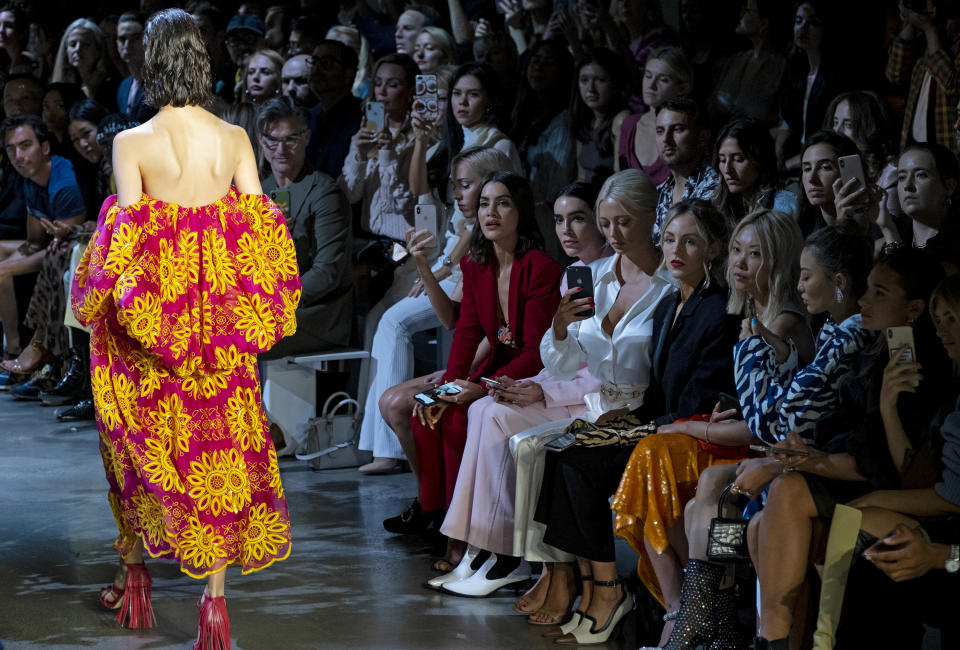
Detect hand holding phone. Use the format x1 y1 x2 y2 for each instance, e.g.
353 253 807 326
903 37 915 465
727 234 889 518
886 326 916 364
414 203 438 240
565 266 595 318
414 74 439 121
364 101 385 133
838 154 867 191
480 376 506 390
749 443 809 458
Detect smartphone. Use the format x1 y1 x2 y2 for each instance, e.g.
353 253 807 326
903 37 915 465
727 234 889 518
717 392 740 414
545 431 577 452
749 444 810 457
745 296 758 321
413 381 463 406
886 326 916 364
565 266 595 317
480 376 506 390
364 101 385 132
414 203 438 240
414 74 438 121
269 189 291 217
838 154 867 190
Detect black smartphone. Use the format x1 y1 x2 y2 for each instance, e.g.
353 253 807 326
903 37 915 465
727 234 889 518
565 266 595 317
717 392 740 414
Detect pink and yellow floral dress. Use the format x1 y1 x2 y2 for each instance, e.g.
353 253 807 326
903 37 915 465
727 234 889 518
71 189 301 579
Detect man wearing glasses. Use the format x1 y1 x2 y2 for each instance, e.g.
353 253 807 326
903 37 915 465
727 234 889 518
257 97 354 358
305 39 362 180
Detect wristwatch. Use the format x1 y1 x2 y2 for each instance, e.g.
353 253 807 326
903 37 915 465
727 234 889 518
442 255 453 268
946 545 960 574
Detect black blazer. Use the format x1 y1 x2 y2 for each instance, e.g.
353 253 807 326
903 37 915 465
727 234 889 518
633 282 740 425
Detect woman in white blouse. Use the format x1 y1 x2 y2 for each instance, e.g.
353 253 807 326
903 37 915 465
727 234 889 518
524 169 674 644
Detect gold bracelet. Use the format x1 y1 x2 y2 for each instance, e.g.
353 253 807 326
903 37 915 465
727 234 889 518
705 422 712 444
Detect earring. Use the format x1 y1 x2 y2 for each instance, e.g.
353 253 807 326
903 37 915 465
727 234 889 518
835 286 844 303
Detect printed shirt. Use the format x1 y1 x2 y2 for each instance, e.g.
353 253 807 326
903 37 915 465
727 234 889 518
654 161 720 245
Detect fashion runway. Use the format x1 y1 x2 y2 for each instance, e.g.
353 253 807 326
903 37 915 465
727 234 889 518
0 397 644 649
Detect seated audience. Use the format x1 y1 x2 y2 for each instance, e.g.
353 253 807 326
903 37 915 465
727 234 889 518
746 249 953 649
713 118 797 223
325 24 373 100
432 182 609 598
795 130 860 236
654 96 720 244
358 146 511 477
41 82 86 157
0 6 33 75
571 48 628 187
115 11 155 124
618 45 693 186
472 31 519 110
395 4 439 56
223 14 265 101
709 0 786 130
3 73 43 118
305 39 362 180
257 97 353 358
410 171 562 572
50 19 119 110
413 26 455 74
0 115 85 374
241 48 284 104
66 99 111 206
281 54 316 108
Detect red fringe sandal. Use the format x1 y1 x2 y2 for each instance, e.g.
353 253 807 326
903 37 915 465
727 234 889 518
99 562 155 629
194 594 230 650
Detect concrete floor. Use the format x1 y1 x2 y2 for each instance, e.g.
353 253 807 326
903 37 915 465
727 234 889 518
0 396 649 650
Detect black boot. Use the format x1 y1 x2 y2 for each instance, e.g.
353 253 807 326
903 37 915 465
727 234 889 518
56 398 94 421
382 497 442 535
709 586 749 649
660 559 726 650
40 347 87 406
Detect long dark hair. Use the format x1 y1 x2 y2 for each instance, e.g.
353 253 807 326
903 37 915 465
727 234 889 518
804 221 874 302
554 180 600 207
822 90 895 180
570 48 625 159
795 130 860 237
510 38 574 152
468 171 542 266
444 61 503 165
712 118 779 223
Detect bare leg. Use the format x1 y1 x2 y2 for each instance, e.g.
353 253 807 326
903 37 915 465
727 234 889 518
206 569 225 598
439 538 466 570
379 374 439 480
515 560 553 613
645 519 688 645
753 471 818 641
0 275 20 354
576 557 593 611
685 464 739 559
556 559 620 639
529 561 577 623
858 506 919 538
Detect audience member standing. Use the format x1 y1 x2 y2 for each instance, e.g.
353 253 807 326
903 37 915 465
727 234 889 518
115 12 156 124
305 39 362 180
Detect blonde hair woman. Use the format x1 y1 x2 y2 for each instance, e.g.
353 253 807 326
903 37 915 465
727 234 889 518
51 18 116 105
240 48 284 104
413 26 455 74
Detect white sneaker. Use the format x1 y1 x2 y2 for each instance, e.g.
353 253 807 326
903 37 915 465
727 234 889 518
441 554 530 597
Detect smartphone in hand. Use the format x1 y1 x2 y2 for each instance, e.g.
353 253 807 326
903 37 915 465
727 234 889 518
838 154 867 190
414 74 438 121
886 326 916 364
414 203 438 240
565 266 595 317
750 443 809 457
364 101 385 132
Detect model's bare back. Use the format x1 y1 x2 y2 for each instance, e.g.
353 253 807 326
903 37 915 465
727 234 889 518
113 107 262 208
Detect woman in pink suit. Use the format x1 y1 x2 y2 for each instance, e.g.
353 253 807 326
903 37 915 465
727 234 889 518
411 170 563 573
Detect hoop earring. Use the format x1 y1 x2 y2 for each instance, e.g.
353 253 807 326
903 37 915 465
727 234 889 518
835 286 844 303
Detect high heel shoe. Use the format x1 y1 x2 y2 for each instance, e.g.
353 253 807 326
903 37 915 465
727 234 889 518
98 562 155 629
640 559 726 650
555 578 633 645
424 545 481 590
194 594 230 650
441 553 529 597
543 575 592 638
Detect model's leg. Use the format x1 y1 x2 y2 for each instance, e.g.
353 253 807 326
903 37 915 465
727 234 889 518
753 472 818 642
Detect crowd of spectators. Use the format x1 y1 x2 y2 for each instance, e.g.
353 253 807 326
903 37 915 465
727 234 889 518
2 0 960 648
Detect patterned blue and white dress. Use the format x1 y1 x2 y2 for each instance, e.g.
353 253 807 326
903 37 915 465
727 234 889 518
734 314 877 445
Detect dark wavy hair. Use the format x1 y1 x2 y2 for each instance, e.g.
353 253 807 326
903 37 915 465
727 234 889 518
822 91 895 180
795 130 860 237
511 38 574 151
804 221 874 302
899 141 960 210
468 171 542 266
570 48 626 159
143 8 213 108
554 180 600 207
712 118 780 223
68 98 110 127
444 61 504 164
2 113 50 145
256 96 310 133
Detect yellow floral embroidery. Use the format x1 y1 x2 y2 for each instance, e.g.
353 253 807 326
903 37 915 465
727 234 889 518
157 238 188 302
268 447 283 498
181 371 229 400
103 220 142 276
179 230 200 283
186 449 250 516
280 288 300 337
261 222 298 282
236 232 276 293
132 487 168 546
241 503 288 564
149 393 192 455
233 293 276 349
142 437 185 493
226 387 264 452
92 365 121 430
203 228 237 294
119 293 162 348
112 372 141 429
180 515 227 569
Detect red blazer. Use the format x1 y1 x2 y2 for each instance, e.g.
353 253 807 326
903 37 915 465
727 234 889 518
443 249 562 385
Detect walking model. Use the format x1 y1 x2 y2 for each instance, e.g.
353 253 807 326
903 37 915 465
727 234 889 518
70 9 300 649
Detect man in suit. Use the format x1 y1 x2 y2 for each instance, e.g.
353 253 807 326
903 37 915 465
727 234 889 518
115 12 157 124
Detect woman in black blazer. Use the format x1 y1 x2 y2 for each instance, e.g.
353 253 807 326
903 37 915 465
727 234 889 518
535 199 740 644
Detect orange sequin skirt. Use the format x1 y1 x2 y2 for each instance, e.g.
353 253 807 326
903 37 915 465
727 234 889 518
610 432 745 606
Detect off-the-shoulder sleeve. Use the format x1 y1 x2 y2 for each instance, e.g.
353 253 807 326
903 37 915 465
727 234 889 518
73 191 303 373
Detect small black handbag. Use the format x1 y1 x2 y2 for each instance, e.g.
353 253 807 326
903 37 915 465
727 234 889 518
706 484 752 564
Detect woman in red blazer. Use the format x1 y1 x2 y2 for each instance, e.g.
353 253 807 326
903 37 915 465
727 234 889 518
411 171 563 572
